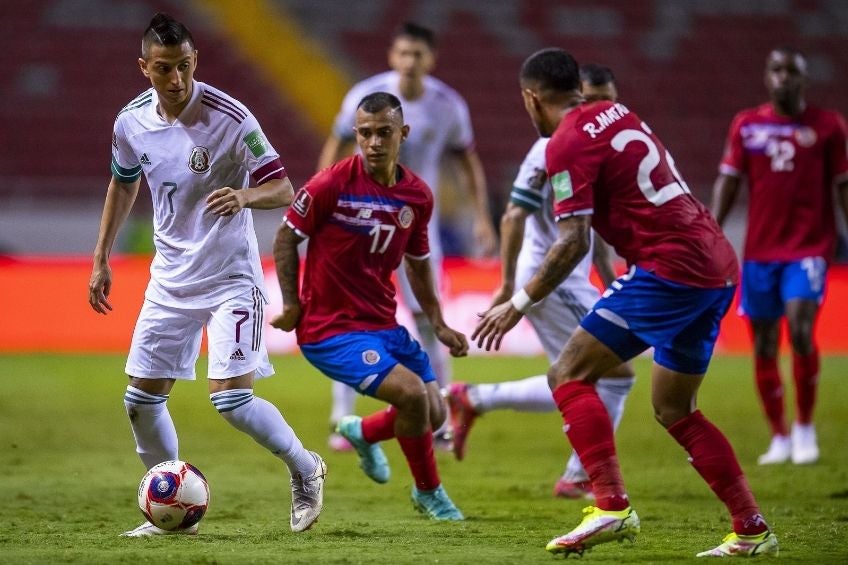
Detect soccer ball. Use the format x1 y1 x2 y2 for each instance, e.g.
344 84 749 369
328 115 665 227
137 460 210 531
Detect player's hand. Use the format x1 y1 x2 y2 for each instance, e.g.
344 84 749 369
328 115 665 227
472 301 523 351
206 187 247 216
88 263 113 315
434 325 469 357
269 303 301 332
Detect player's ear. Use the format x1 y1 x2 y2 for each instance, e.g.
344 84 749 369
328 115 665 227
400 124 410 141
138 57 149 78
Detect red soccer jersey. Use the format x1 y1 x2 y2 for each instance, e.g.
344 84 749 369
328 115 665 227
548 100 738 288
719 103 848 262
284 155 433 344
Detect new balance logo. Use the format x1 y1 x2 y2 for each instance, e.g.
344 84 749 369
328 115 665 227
356 208 373 219
140 153 151 165
229 348 246 361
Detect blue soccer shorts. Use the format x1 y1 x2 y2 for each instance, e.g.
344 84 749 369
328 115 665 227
299 326 436 397
741 258 827 321
580 266 736 375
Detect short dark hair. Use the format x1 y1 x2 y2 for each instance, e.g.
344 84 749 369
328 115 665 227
579 63 615 87
357 92 404 120
520 48 581 93
394 21 437 49
142 13 195 59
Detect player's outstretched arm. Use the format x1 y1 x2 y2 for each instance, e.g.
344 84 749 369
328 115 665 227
88 176 140 314
491 202 531 307
270 223 305 332
404 257 468 357
472 214 591 351
206 177 294 216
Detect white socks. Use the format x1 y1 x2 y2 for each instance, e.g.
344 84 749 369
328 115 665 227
211 389 315 477
124 385 178 469
330 380 357 425
472 375 554 412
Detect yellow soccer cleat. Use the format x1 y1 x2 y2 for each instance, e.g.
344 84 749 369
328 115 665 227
696 530 779 558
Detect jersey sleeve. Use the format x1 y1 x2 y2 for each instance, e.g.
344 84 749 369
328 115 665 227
827 111 848 185
283 169 338 239
405 187 433 259
718 112 746 177
233 113 287 185
110 116 142 183
510 139 548 212
547 130 597 220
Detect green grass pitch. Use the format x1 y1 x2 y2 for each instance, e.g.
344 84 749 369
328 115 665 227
1 353 847 563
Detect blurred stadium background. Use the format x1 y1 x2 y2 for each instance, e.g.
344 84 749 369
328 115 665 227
2 0 848 353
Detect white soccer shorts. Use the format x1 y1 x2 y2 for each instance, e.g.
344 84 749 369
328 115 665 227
126 287 274 380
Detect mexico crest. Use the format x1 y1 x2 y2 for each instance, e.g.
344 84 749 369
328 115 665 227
188 146 211 174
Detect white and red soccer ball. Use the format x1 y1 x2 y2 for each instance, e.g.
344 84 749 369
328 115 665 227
137 460 210 530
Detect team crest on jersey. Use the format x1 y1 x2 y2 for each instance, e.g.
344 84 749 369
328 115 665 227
188 146 211 174
292 190 312 217
362 350 380 365
398 206 414 229
794 126 817 148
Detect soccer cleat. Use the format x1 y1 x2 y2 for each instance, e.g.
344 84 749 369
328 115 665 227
757 435 791 465
120 521 199 537
553 478 594 500
446 382 479 461
411 484 464 521
336 415 390 483
327 432 354 452
696 530 779 557
790 423 819 465
290 451 327 532
545 505 640 556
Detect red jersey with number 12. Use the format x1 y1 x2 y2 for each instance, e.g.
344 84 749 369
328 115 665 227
284 155 433 344
719 103 848 262
547 100 738 288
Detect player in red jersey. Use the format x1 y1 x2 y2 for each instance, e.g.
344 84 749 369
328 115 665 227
271 92 468 520
713 47 848 466
473 48 777 558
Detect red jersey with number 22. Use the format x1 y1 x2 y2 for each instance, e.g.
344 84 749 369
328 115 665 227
284 155 433 344
719 103 848 262
547 101 738 288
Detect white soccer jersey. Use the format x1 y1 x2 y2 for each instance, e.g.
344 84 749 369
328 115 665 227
510 137 595 290
111 81 285 308
331 70 474 258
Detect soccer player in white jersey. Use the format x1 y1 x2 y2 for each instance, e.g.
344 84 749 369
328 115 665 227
317 22 497 450
447 65 635 499
87 13 326 537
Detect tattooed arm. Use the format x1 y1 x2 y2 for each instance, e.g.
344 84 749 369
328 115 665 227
270 223 305 332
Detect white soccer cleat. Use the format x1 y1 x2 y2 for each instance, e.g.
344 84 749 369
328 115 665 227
290 451 327 532
120 520 199 537
696 530 779 557
790 423 819 465
757 435 791 465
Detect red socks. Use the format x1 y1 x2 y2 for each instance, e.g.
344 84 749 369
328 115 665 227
668 411 767 535
553 380 628 511
792 350 819 424
754 356 787 436
397 432 440 491
361 406 397 443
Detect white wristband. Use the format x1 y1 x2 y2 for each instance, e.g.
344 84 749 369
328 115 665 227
510 289 534 314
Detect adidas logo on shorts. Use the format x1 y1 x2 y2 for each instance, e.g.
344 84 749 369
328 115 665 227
229 348 246 361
